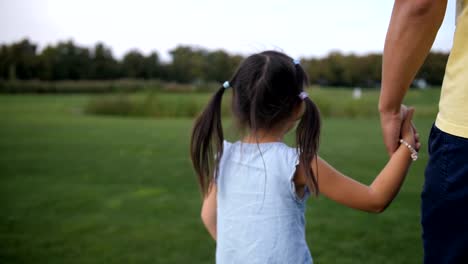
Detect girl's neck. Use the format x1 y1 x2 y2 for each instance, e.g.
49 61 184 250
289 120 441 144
242 130 285 144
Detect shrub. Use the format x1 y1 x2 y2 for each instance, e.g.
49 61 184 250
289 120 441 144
84 94 135 116
83 88 439 119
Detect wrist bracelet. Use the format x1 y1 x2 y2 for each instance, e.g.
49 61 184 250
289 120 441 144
399 139 418 161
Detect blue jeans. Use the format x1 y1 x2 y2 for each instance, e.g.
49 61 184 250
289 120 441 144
422 124 468 264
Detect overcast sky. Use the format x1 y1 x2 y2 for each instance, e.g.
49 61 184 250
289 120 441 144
0 0 457 61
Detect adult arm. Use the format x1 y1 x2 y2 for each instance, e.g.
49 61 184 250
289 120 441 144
379 0 447 154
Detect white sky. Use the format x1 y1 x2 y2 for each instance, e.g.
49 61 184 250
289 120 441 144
0 0 457 61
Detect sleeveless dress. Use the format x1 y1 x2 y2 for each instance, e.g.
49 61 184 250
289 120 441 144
215 140 313 264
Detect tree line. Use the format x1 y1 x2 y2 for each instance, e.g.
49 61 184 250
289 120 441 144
0 39 449 87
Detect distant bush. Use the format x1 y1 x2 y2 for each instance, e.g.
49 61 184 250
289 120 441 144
84 91 231 118
83 88 439 119
0 79 166 94
0 79 224 94
84 94 136 116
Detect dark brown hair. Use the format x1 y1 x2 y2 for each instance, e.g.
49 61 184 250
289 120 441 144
190 50 321 197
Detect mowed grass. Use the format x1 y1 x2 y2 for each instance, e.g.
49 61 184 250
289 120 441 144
0 89 439 264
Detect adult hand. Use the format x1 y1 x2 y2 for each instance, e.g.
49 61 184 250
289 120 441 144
380 105 408 155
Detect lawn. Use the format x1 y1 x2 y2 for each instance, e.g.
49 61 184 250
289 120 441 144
0 89 439 263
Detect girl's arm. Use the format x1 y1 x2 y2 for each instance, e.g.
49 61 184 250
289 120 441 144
313 147 411 213
201 184 217 240
298 108 417 213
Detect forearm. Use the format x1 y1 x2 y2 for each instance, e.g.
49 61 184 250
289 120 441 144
201 185 217 240
379 0 447 113
370 144 413 211
203 220 217 240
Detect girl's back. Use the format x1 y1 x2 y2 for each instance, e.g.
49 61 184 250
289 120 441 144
191 51 417 264
216 141 312 263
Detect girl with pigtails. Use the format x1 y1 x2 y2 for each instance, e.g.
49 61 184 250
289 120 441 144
190 50 420 263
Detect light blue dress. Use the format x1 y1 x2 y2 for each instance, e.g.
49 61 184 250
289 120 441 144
216 140 313 264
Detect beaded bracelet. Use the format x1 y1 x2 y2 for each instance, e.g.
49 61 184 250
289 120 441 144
400 139 418 161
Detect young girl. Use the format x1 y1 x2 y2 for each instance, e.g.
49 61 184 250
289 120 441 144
190 50 420 263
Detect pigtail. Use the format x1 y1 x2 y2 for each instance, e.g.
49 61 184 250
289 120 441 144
294 60 321 195
296 97 321 195
296 98 321 195
190 86 225 197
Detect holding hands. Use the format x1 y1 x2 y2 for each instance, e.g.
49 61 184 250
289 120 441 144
382 105 421 158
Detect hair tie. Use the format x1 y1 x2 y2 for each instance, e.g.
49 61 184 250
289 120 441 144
293 59 301 65
298 91 308 100
223 81 231 89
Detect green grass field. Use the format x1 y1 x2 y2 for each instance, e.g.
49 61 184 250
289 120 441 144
0 89 439 263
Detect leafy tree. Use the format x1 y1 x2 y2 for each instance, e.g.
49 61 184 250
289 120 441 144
38 40 91 80
203 50 238 82
169 46 206 83
417 52 449 86
144 52 160 79
121 50 160 79
122 50 146 78
0 39 450 86
89 43 119 79
0 45 11 80
0 39 38 80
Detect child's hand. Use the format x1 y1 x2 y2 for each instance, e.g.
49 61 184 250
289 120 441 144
400 107 421 151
